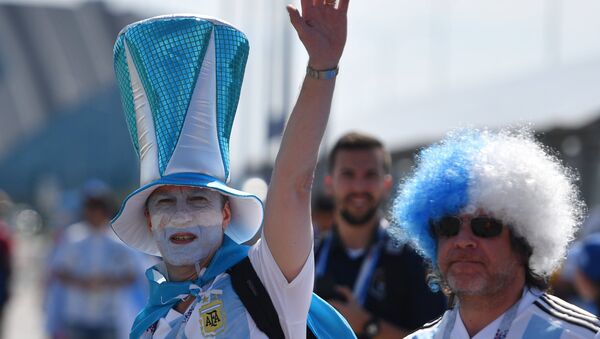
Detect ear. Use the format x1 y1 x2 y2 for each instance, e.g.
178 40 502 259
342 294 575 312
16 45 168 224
383 174 393 195
144 207 152 231
222 200 232 231
324 175 334 195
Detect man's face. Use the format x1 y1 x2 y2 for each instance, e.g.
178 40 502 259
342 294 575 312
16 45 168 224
326 148 392 226
145 186 230 266
436 212 524 297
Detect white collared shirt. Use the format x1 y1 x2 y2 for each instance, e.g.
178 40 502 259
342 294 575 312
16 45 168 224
408 288 600 339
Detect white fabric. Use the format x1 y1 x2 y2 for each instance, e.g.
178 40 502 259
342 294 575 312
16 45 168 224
164 29 225 181
408 289 600 339
148 236 314 338
248 236 315 338
125 41 159 186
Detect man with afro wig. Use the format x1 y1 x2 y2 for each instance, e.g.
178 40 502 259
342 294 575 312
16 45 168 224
393 128 600 338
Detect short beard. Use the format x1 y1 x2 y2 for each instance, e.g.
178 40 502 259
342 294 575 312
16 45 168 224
445 262 517 299
340 207 378 226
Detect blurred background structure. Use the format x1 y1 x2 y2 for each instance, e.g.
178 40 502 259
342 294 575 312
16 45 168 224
0 0 600 337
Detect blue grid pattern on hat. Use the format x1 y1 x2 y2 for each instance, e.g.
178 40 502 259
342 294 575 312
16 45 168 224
123 17 213 175
113 34 140 156
214 25 249 181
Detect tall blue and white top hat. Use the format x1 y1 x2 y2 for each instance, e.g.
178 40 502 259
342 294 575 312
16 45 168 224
111 15 264 256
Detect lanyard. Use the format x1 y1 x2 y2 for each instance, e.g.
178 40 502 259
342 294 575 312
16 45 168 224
316 227 386 305
440 295 522 339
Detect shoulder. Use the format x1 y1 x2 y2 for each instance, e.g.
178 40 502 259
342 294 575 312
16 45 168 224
248 237 314 293
530 292 600 335
61 221 92 243
405 313 445 338
247 238 314 337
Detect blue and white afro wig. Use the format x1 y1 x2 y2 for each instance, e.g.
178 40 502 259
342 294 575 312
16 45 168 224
392 128 584 278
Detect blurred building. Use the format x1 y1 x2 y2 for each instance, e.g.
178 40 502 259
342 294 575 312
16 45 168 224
3 0 600 217
0 1 295 211
0 2 140 204
389 114 600 212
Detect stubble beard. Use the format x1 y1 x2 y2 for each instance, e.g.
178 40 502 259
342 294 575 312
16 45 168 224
340 207 378 226
338 192 382 227
444 262 517 299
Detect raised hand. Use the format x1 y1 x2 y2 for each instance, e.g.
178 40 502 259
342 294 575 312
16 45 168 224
265 0 349 283
287 0 349 70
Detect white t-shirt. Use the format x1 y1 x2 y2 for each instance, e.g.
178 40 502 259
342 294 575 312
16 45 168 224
408 289 600 339
146 236 314 339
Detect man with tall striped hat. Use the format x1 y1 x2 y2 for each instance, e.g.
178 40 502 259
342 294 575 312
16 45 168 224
111 0 354 338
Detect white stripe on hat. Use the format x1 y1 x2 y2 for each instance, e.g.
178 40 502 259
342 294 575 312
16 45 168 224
125 41 160 186
164 29 225 181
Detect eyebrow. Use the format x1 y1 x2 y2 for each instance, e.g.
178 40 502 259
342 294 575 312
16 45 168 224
188 190 211 196
148 191 175 202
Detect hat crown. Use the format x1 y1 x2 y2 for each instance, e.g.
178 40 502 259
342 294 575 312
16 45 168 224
111 15 263 255
113 15 249 184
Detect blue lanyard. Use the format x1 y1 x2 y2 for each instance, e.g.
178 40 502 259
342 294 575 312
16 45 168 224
316 227 386 305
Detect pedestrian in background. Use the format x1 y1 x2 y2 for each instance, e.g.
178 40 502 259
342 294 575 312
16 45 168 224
315 132 446 338
574 234 600 316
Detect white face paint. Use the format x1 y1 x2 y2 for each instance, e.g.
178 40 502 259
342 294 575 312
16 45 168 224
146 186 226 266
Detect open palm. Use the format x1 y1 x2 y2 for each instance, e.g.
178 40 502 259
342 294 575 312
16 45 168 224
287 0 349 70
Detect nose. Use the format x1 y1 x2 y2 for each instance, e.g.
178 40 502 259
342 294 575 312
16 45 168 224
453 220 477 249
169 208 193 227
350 177 369 192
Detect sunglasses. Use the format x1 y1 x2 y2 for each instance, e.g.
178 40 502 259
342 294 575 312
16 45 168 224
429 216 504 239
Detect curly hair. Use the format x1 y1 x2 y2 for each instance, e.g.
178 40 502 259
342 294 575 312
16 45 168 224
392 128 584 282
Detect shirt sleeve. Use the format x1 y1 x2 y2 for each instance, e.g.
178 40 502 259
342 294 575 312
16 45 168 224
248 234 315 338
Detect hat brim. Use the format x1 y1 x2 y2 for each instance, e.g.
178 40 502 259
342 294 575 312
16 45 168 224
111 172 264 256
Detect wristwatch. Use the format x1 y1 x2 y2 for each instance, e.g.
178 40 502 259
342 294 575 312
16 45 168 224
361 317 380 339
306 65 339 80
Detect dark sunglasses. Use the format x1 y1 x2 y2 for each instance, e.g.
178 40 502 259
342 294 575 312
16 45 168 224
429 216 504 239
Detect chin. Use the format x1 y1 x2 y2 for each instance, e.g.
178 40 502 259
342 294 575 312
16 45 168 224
447 275 488 296
341 209 377 226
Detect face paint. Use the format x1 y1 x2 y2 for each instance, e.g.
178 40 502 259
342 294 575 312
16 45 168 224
147 186 226 266
152 224 222 266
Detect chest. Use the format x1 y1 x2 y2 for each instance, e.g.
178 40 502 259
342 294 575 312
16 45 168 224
148 274 266 339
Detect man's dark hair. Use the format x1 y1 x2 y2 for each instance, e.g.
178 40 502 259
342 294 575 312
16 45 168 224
84 196 116 218
328 132 391 174
509 232 548 291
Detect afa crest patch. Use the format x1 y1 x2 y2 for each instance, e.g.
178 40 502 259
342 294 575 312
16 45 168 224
199 298 226 336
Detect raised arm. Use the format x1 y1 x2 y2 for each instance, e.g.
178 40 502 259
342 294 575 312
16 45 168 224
263 0 349 281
